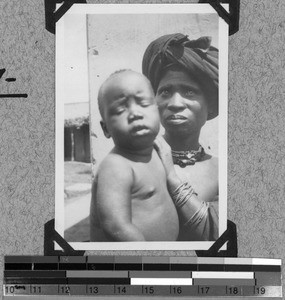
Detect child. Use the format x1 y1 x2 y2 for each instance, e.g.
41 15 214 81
90 70 179 241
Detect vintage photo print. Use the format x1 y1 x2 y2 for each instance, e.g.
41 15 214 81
55 4 228 250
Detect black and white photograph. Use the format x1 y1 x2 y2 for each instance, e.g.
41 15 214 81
55 4 228 250
2 1 285 297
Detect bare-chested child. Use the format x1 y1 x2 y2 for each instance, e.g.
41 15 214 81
90 70 179 241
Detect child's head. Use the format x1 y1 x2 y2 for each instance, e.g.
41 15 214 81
98 70 160 151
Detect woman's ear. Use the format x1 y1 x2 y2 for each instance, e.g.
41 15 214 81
100 120 111 138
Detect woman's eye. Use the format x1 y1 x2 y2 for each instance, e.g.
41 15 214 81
185 89 194 96
159 89 171 97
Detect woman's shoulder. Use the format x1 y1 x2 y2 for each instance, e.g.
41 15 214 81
208 154 218 168
202 152 218 171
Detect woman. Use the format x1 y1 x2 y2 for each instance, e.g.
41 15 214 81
142 33 219 241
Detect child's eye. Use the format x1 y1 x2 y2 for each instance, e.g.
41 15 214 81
116 107 125 114
139 100 151 107
111 106 125 115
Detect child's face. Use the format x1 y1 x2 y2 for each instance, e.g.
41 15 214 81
101 71 160 151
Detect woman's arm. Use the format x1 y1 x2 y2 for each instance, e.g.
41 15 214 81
154 136 218 241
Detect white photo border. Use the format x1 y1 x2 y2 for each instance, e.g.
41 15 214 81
55 3 228 251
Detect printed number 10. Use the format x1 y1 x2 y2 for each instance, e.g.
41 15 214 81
5 286 15 294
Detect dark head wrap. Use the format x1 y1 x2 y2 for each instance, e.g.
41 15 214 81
142 33 219 120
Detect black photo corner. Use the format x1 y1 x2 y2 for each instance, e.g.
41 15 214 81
45 0 240 35
44 218 237 257
44 0 87 34
44 219 85 256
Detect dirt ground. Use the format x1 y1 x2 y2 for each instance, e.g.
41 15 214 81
64 161 92 242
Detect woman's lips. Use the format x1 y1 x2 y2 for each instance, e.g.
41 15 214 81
165 114 187 124
167 114 187 120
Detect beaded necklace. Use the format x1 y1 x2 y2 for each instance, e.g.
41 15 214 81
172 145 205 168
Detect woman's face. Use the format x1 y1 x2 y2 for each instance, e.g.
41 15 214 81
156 68 208 136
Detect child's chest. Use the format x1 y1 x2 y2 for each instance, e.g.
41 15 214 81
130 155 167 199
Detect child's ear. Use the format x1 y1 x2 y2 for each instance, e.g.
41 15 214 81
100 120 111 138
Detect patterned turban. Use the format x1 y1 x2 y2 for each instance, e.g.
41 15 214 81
142 33 219 120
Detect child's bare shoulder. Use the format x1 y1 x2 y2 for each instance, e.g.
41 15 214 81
98 151 133 182
99 151 130 170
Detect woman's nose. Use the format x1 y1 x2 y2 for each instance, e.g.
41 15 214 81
167 92 186 111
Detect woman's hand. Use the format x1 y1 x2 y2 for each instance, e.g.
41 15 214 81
154 136 174 177
154 136 182 193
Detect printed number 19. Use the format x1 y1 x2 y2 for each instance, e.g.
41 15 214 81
256 287 266 294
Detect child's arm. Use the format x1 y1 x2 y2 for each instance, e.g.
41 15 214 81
95 155 145 241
